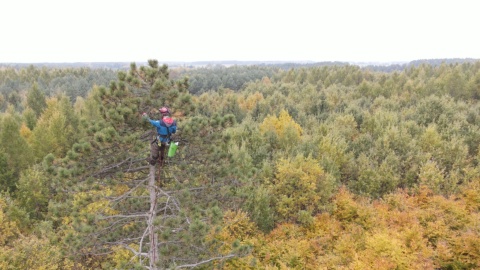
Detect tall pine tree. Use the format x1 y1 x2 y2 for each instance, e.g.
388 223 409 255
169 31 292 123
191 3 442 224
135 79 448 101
49 60 238 269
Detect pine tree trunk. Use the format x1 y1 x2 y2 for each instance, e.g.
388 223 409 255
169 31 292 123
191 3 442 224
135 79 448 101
148 164 159 269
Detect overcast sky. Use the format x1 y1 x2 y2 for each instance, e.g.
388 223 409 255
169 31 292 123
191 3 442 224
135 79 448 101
1 0 478 63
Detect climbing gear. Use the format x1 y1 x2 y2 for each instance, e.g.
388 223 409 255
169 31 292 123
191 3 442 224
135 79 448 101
168 142 178 157
157 135 169 145
157 116 174 143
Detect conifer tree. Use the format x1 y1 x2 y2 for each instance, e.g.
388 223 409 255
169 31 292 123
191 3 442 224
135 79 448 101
15 166 50 220
26 82 47 118
48 60 237 269
0 114 34 192
22 107 37 130
0 153 15 193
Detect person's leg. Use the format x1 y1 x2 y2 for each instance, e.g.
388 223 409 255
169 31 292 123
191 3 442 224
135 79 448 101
159 143 166 166
150 140 160 165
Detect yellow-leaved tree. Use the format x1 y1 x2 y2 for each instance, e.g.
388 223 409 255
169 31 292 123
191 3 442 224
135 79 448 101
0 198 19 247
0 197 69 269
30 95 78 161
205 210 258 269
259 109 302 151
238 91 264 111
270 155 333 224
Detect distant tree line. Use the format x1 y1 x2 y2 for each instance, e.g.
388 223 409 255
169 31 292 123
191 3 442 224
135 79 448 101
0 66 117 111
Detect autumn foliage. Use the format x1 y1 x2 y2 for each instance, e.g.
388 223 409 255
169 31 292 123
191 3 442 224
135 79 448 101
1 61 480 269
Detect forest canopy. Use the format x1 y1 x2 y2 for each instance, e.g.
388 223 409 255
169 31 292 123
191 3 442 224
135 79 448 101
0 59 479 269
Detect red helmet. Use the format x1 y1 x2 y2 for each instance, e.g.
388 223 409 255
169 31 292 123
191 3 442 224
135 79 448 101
159 107 170 114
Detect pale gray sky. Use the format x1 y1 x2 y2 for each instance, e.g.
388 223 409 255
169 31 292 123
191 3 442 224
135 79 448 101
1 0 478 63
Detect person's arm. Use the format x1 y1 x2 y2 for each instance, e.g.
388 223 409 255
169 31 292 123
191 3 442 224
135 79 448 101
142 113 161 128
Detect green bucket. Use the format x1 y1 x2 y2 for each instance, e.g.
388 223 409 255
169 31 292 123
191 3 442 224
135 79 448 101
168 142 178 157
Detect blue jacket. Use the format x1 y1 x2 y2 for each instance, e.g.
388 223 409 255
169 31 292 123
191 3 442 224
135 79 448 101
148 117 177 143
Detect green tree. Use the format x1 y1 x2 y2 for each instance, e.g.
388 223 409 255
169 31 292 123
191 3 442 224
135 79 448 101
7 91 22 111
15 166 50 220
22 107 37 130
270 155 333 224
0 114 34 192
26 82 47 117
0 93 6 111
244 186 275 232
30 97 76 161
47 60 237 269
0 153 15 193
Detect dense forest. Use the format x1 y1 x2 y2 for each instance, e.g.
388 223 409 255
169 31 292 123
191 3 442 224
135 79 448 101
1 59 480 269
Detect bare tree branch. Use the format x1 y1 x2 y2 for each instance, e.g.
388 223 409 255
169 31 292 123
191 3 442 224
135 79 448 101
99 213 148 220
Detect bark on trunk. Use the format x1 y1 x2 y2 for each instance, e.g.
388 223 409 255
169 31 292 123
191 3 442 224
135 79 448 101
148 164 159 269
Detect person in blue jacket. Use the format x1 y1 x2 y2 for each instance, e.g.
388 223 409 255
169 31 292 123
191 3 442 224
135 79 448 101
142 107 177 165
